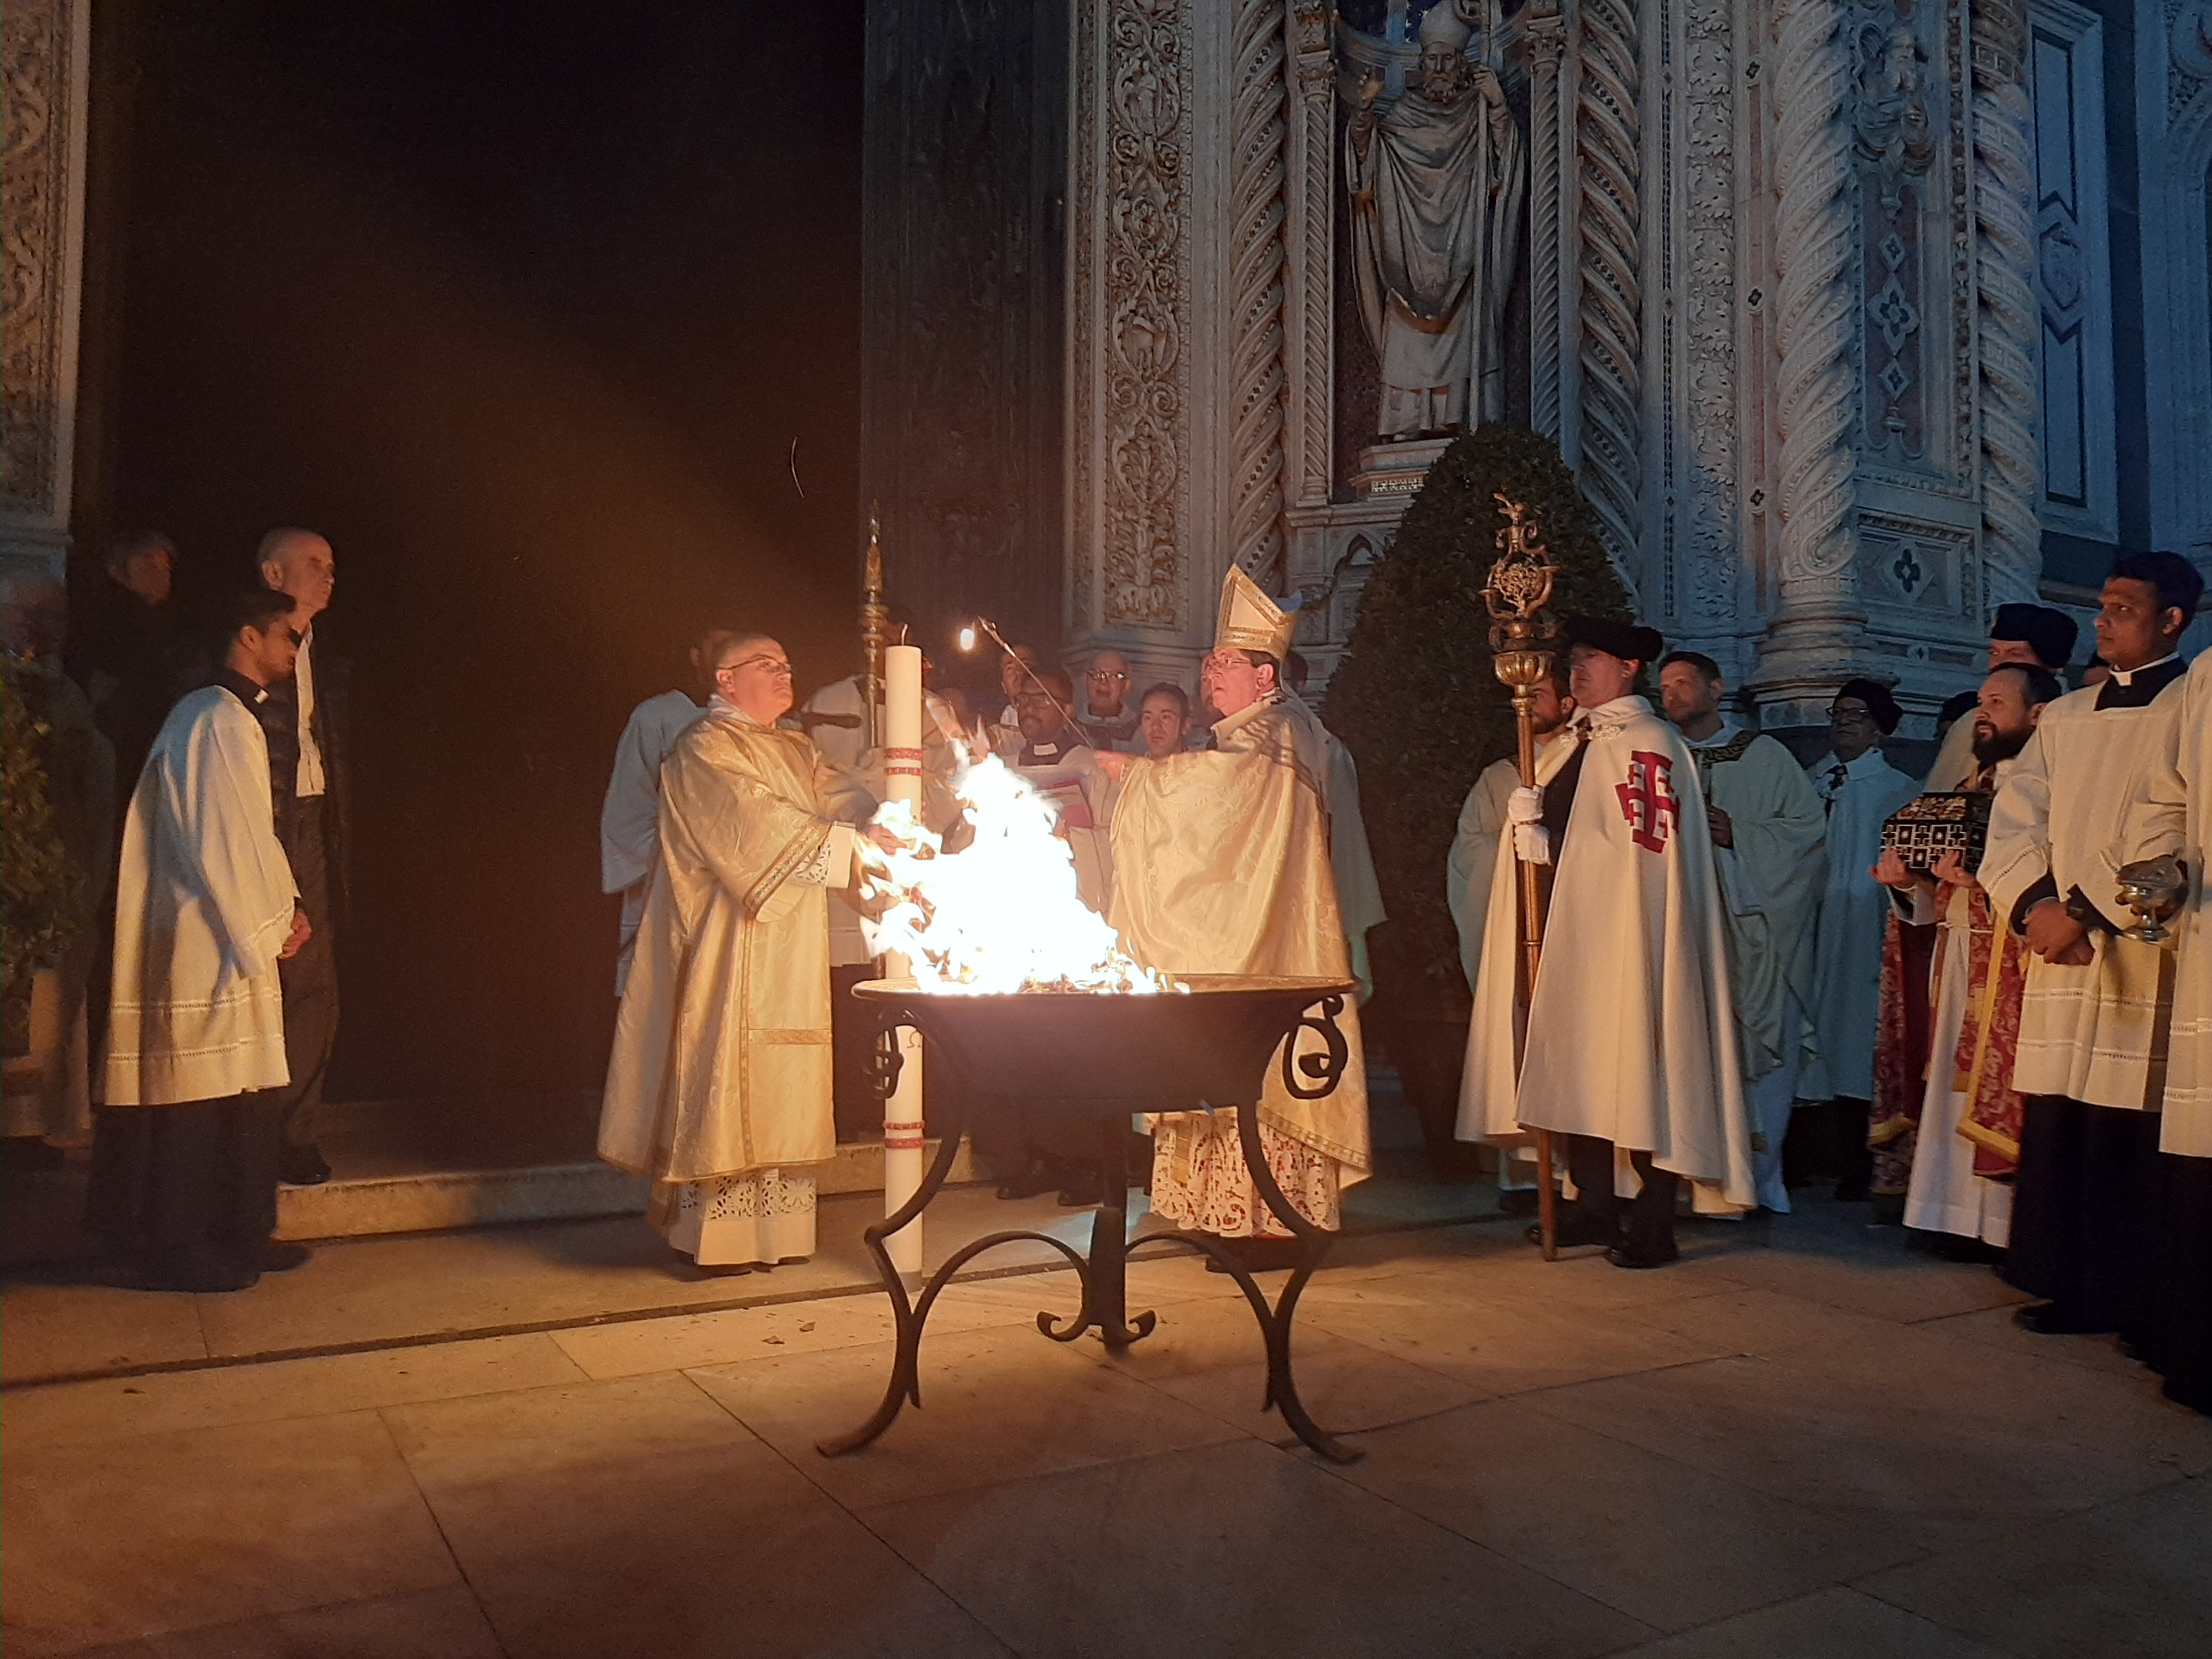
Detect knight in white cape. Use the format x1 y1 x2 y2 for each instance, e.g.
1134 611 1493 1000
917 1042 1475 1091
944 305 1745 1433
1458 618 1754 1265
598 632 881 1271
1103 570 1370 1265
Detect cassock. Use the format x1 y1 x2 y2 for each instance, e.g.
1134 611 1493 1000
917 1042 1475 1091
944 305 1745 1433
91 678 298 1271
598 698 865 1268
1898 757 2026 1248
1803 749 1921 1103
1458 696 1755 1214
2114 650 2212 1410
1448 758 1519 995
1980 658 2189 1328
599 689 704 996
1015 735 1116 915
1684 723 1828 1212
1110 691 1371 1238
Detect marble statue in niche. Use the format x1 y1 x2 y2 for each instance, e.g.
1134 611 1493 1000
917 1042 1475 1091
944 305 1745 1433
1343 1 1526 439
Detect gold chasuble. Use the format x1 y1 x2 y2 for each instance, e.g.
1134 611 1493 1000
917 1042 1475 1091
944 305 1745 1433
1110 694 1372 1235
598 702 858 1264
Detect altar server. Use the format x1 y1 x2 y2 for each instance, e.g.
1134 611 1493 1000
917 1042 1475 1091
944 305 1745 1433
1877 665 2060 1254
598 633 885 1271
1661 651 1828 1213
1459 618 1754 1266
599 625 732 995
1803 679 1921 1201
1010 665 1115 915
91 590 310 1292
1448 661 1573 993
1102 570 1370 1270
1923 604 2079 791
2114 646 2212 1411
1980 554 2199 1336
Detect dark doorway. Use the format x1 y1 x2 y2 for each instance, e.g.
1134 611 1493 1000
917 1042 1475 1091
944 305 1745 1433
94 0 868 1105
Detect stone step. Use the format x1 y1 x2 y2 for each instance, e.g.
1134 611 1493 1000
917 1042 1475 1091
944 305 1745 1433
0 1092 978 1263
272 1134 977 1242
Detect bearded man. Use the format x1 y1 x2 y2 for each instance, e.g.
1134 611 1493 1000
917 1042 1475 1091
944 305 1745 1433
1923 604 2079 791
598 632 890 1272
1459 618 1753 1267
1875 665 2062 1255
1099 570 1370 1271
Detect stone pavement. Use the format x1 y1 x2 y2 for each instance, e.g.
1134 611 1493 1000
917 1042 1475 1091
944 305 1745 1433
3 1193 2208 1657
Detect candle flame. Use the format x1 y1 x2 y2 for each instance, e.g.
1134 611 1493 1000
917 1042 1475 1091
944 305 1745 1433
859 755 1178 995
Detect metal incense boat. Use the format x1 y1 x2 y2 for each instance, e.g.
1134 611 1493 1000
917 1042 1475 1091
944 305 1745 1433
817 974 1361 1463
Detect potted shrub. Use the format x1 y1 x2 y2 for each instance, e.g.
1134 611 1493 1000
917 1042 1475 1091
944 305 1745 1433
1325 423 1634 1174
2 666 89 1061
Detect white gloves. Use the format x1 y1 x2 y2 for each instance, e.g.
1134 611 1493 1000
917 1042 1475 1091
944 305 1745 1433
1507 787 1551 866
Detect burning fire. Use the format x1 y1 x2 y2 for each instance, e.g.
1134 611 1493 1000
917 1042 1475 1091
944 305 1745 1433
858 755 1178 996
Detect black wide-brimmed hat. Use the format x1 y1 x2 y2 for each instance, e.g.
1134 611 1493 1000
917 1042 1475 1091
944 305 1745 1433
1562 614 1667 666
1990 603 2078 670
1833 676 1904 734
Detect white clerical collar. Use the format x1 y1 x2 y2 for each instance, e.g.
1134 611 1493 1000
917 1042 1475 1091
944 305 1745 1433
707 693 765 729
1211 691 1281 741
2105 653 2179 687
1684 717 1741 749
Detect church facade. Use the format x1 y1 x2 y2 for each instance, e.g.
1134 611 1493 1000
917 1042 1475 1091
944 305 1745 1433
858 0 2212 742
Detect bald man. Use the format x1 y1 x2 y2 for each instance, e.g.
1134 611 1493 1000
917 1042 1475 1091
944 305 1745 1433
1077 649 1140 752
257 528 346 1185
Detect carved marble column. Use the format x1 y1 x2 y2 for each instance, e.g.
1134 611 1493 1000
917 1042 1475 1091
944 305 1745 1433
1968 0 2041 605
1522 2 1569 450
1282 1 1335 511
1067 0 1290 683
1 0 92 580
1754 0 1865 716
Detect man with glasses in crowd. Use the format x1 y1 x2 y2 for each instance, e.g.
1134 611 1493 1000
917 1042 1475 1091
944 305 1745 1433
1802 679 1921 1204
1076 649 1140 753
597 633 892 1273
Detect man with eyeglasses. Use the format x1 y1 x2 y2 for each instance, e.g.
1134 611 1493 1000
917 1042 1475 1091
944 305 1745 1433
598 633 892 1273
1801 677 1920 1204
1076 649 1140 753
90 589 314 1292
1097 570 1371 1272
254 528 345 1188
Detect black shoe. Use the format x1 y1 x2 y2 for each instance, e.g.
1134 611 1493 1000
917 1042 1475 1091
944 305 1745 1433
251 1240 313 1272
1055 1167 1105 1207
1525 1215 1623 1250
142 1249 260 1293
993 1162 1055 1201
1606 1239 1681 1270
281 1145 332 1186
2012 1301 2116 1336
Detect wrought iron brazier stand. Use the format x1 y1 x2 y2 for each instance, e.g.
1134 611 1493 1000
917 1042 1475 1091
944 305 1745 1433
817 975 1361 1463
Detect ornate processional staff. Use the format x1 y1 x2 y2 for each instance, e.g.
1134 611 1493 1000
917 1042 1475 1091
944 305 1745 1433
859 503 889 751
1481 495 1562 1261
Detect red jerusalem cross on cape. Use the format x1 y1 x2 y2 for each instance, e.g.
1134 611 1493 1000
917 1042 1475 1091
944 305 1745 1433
1617 751 1681 852
1458 694 1756 1212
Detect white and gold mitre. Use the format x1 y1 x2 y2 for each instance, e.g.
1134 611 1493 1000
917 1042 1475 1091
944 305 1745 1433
1214 566 1301 662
